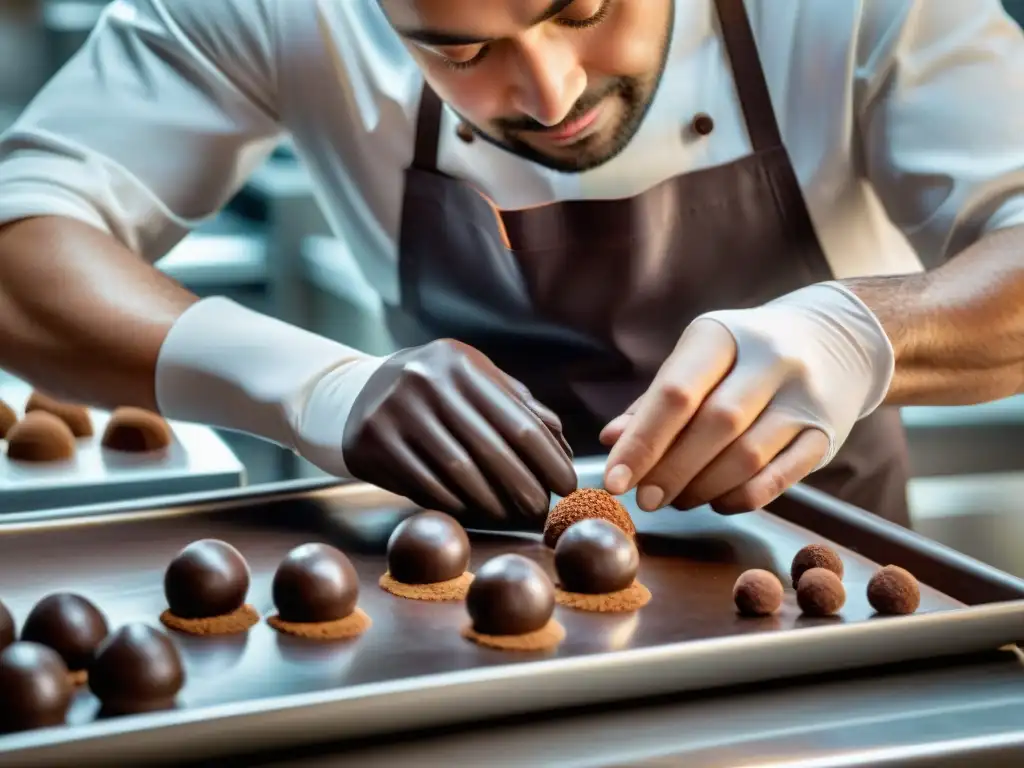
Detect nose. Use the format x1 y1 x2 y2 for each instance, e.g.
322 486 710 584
508 28 586 126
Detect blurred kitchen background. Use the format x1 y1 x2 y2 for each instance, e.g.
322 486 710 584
1 1 1023 574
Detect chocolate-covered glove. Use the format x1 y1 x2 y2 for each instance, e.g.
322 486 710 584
155 298 576 523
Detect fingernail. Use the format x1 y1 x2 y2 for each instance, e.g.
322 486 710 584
637 485 665 512
605 464 632 494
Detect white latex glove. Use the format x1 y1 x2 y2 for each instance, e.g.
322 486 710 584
600 282 895 514
155 297 387 477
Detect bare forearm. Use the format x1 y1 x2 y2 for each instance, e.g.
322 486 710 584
0 216 198 410
844 224 1024 405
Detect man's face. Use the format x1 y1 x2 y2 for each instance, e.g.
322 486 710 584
381 0 674 173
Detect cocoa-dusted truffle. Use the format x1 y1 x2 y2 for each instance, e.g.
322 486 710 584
20 593 109 684
791 544 844 588
89 624 184 716
5 411 76 462
101 407 172 452
380 512 474 601
0 642 72 734
867 565 921 616
733 569 784 617
555 519 638 594
544 488 636 549
796 568 846 617
0 600 14 652
25 390 93 438
160 540 259 635
268 543 371 640
463 554 565 651
0 399 16 439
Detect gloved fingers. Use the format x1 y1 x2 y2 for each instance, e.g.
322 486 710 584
671 410 806 510
631 363 782 512
494 371 574 460
710 428 829 515
604 319 736 496
459 363 578 500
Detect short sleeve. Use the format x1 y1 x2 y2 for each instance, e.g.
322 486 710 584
0 0 285 261
857 0 1024 267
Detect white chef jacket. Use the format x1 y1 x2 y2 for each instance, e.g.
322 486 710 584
0 0 1023 310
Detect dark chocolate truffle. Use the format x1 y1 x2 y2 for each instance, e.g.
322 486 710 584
466 554 555 636
272 543 359 623
544 488 636 549
0 642 72 734
0 600 14 652
25 390 93 438
165 539 250 619
101 407 172 452
21 593 109 672
796 568 846 617
867 565 921 616
88 624 184 715
733 569 784 616
387 512 470 585
0 399 16 439
554 518 639 594
5 411 76 462
791 544 844 588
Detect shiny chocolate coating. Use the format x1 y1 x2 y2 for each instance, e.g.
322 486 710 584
165 539 250 619
5 411 76 462
21 593 109 671
554 519 638 594
466 554 554 636
272 543 359 623
101 407 172 452
88 624 184 715
0 642 72 734
0 600 14 652
387 512 471 584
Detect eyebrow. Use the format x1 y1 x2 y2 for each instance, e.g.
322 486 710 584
396 0 576 46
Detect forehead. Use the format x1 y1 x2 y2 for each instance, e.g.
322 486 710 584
380 0 566 34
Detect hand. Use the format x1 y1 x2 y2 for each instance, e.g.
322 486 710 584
318 339 576 524
600 283 894 514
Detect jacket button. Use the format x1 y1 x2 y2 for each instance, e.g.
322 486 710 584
456 122 475 143
691 113 714 136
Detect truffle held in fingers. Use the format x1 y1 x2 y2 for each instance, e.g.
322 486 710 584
791 544 844 588
21 593 109 686
462 554 564 651
160 540 260 636
267 543 371 640
544 488 636 549
89 624 185 716
867 565 921 616
0 642 72 734
379 511 474 601
796 568 846 617
25 391 93 438
733 569 784 617
101 407 172 452
5 411 76 462
554 519 650 612
0 399 16 439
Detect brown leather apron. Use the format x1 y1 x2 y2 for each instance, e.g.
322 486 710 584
386 0 912 526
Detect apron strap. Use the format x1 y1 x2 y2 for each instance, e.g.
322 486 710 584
713 0 784 153
412 81 443 172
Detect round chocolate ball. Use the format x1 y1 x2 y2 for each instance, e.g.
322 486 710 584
0 398 16 439
387 512 470 585
796 568 846 617
544 489 636 549
554 518 639 594
21 593 109 672
101 407 172 452
25 391 93 438
466 554 555 636
0 642 72 734
867 565 921 616
0 600 15 652
733 569 784 617
272 543 359 623
791 544 844 588
88 624 184 715
164 539 250 619
5 411 76 462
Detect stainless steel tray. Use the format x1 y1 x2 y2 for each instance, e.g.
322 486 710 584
0 458 1022 767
